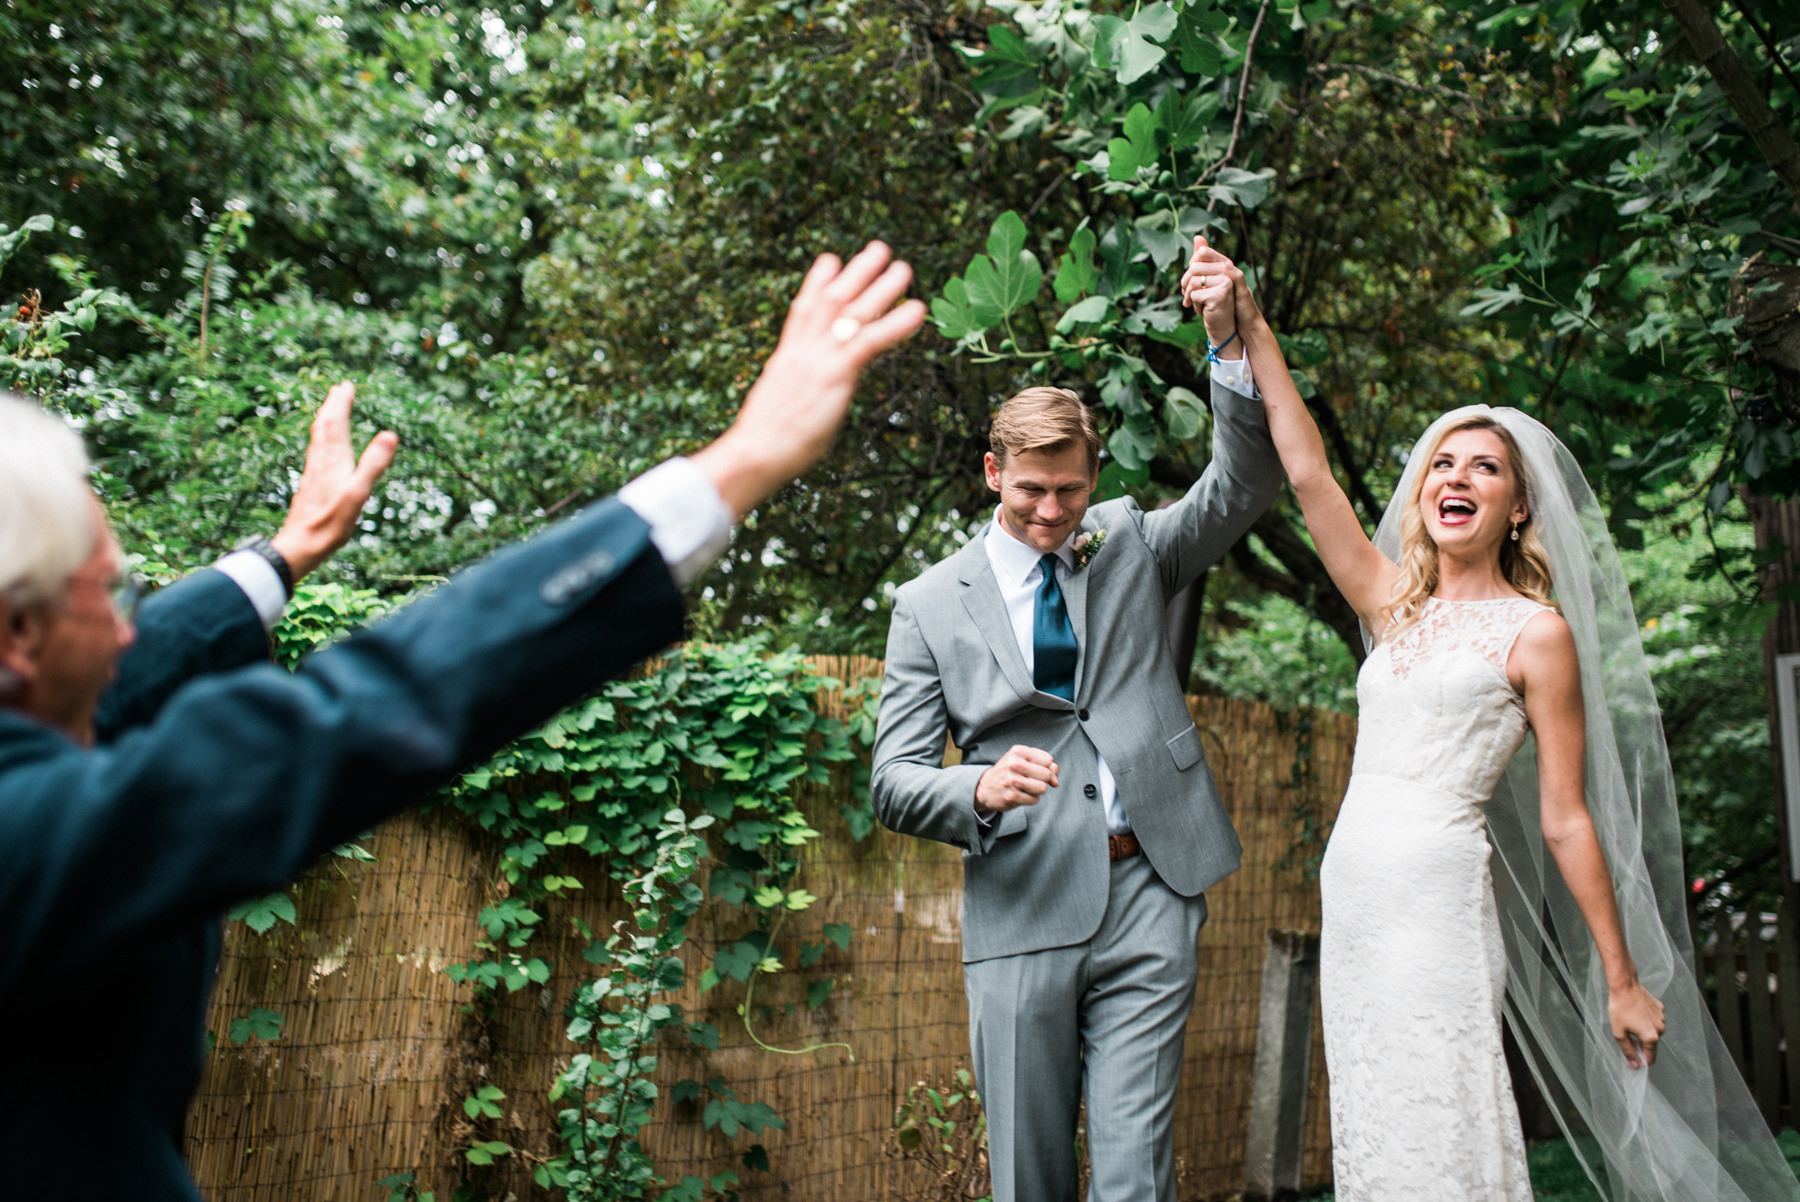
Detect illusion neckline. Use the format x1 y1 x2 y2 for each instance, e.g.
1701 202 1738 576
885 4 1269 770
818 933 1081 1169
1426 594 1535 605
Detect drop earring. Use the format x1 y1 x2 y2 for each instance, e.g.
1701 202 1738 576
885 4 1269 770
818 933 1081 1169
1511 521 1521 542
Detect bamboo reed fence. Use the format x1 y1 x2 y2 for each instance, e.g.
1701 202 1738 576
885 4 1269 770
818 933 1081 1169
186 657 1355 1200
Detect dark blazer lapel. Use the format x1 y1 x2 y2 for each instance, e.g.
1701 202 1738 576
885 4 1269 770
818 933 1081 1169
955 536 1038 702
1063 515 1099 699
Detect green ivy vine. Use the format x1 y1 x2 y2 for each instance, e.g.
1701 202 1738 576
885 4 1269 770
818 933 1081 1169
437 638 863 1196
203 572 872 1198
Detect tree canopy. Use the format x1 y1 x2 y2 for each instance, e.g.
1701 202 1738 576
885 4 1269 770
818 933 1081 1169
4 0 1798 907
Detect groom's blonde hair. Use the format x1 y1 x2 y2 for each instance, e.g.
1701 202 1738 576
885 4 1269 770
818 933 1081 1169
989 387 1100 469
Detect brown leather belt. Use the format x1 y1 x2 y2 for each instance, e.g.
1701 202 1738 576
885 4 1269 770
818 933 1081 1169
1108 832 1141 862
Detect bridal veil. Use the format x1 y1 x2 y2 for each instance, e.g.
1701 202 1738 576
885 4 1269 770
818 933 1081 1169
1366 406 1799 1201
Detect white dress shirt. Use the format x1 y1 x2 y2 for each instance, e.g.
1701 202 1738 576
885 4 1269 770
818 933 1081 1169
982 512 1130 835
1210 352 1254 397
214 456 736 632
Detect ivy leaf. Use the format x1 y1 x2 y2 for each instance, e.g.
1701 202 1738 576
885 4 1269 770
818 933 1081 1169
997 105 1050 142
1108 413 1158 471
806 979 835 1009
228 892 297 934
931 276 980 341
1133 211 1186 271
463 1085 506 1119
822 922 853 951
227 1007 285 1044
965 23 1044 114
1207 166 1277 209
1056 295 1113 333
715 940 763 983
1053 225 1099 303
1123 296 1184 334
1460 285 1526 317
962 211 1043 326
1166 90 1221 150
1097 219 1150 300
1165 386 1207 442
1106 102 1160 182
464 1140 513 1166
1092 4 1177 85
1175 4 1226 76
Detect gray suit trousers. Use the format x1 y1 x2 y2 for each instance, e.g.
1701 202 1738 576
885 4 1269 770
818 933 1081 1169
965 853 1207 1202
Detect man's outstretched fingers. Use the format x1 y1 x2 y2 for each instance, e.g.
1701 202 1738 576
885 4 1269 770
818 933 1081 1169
790 252 844 315
840 259 916 325
820 240 895 307
849 298 927 359
356 430 400 491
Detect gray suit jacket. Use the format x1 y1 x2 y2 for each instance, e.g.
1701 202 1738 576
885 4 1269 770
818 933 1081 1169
871 379 1280 963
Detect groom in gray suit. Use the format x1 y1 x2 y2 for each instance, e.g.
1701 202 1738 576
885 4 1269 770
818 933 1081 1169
871 316 1278 1200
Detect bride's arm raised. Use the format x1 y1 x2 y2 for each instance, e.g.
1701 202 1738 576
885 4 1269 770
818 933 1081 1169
1179 238 1393 629
1512 613 1668 1068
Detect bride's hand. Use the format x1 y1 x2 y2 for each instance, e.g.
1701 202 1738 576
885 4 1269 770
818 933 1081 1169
1178 236 1263 348
1609 980 1666 1068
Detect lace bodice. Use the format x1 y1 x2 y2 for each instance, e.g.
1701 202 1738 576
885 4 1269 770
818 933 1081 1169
1352 596 1552 801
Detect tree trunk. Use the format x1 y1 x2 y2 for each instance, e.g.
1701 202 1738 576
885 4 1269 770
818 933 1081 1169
1661 0 1800 211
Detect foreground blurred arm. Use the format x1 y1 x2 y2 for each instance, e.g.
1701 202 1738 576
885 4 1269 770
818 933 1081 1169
0 243 924 985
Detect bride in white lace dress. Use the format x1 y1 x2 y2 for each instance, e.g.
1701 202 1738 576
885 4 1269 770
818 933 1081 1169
1180 246 1672 1198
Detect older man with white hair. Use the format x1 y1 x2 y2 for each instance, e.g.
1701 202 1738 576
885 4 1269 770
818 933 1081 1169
0 242 922 1198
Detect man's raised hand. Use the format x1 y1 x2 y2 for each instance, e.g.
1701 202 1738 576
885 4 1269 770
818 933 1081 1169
271 382 399 581
1179 236 1262 355
975 745 1061 815
690 242 926 517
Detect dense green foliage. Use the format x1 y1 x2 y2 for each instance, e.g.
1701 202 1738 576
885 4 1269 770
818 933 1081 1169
7 0 1800 1185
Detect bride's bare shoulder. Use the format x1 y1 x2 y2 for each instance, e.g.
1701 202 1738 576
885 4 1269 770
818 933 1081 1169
1507 607 1576 692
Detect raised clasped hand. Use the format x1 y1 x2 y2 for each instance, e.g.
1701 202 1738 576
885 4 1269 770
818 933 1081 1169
1178 235 1261 351
270 381 399 582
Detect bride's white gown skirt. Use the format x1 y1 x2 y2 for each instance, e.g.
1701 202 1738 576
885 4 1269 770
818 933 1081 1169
1318 597 1550 1202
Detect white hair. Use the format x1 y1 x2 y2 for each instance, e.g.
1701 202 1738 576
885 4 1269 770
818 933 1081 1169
0 391 96 609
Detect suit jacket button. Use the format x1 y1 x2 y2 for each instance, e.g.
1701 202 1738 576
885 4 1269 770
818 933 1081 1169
1078 708 1090 721
1083 783 1097 799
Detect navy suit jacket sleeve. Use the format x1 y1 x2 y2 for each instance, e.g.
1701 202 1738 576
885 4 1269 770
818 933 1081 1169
0 497 684 990
92 569 271 740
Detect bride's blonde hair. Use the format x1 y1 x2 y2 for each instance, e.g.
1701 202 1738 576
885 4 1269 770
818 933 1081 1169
1377 416 1556 644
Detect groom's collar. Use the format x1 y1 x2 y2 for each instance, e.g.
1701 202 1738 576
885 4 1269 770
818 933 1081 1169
983 507 1079 587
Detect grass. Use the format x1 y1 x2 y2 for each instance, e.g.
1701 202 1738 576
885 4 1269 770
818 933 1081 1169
1297 1132 1800 1200
1294 1138 1607 1200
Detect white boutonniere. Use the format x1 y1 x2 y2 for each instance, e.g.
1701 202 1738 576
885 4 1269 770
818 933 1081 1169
1073 529 1107 570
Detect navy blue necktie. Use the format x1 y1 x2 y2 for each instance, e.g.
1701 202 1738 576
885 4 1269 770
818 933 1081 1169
1033 553 1078 700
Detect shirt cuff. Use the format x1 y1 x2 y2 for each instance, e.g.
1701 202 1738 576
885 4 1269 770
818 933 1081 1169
617 457 735 588
1209 353 1256 398
213 550 289 632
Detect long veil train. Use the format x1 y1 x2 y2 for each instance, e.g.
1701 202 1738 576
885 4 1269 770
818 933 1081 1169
1367 406 1799 1202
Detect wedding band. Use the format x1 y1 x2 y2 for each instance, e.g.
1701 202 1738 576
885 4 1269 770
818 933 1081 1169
830 317 862 344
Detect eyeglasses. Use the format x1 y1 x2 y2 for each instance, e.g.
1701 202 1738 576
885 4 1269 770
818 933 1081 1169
109 574 144 624
67 573 144 624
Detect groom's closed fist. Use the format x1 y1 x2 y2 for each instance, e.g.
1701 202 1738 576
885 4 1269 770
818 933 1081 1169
975 745 1060 814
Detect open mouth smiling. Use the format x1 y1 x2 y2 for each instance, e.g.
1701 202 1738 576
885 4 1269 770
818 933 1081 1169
1437 496 1476 525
